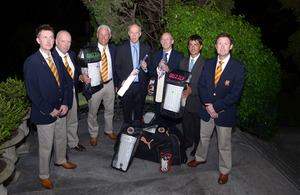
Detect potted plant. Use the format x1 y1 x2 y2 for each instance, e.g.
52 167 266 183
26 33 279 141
0 77 30 190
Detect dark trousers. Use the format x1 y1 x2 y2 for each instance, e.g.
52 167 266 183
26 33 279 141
155 102 176 127
182 110 200 150
121 82 143 124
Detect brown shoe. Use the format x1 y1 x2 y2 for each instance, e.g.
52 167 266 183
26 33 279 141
41 178 53 189
105 132 117 140
187 159 206 167
74 144 86 151
55 161 77 169
218 174 228 184
90 137 97 146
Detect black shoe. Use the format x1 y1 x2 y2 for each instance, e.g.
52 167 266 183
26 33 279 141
190 149 196 156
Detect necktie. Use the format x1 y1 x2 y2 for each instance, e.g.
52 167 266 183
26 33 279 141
64 55 74 79
215 60 224 87
189 59 194 72
133 45 138 82
101 47 108 82
46 57 60 87
164 53 168 65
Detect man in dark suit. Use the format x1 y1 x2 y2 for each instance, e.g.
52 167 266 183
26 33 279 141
179 35 206 156
52 30 86 152
115 24 151 124
187 33 246 185
80 25 118 146
149 32 184 126
23 24 76 189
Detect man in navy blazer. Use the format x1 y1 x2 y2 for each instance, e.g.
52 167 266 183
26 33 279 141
80 24 118 146
149 32 184 126
115 24 151 124
52 30 86 152
187 33 246 185
23 24 76 189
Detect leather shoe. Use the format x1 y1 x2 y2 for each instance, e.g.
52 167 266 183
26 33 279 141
187 159 206 167
105 132 117 140
55 161 77 169
74 144 86 151
218 174 228 184
41 178 53 189
90 137 97 146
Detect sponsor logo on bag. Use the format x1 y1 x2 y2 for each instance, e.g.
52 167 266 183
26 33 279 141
140 137 154 149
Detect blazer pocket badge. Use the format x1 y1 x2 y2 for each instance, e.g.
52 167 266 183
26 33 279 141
225 80 230 86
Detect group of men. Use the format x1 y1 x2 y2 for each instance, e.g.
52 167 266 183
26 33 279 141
23 23 245 189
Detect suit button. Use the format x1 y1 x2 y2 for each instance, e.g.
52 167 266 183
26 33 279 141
213 93 216 96
59 98 62 101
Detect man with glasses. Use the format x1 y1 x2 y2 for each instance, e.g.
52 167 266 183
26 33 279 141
149 32 184 126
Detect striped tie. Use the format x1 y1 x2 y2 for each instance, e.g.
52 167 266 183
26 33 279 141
46 57 60 87
215 60 223 87
64 55 74 79
101 47 108 82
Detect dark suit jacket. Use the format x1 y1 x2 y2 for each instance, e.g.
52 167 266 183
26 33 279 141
179 55 206 113
115 41 151 96
80 43 117 100
198 56 246 127
149 49 184 100
23 50 70 124
52 48 79 108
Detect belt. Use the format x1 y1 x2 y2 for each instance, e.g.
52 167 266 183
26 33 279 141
103 78 112 84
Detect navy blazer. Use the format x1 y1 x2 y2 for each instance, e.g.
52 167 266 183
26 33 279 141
180 55 206 113
115 41 151 96
23 50 70 124
149 49 184 77
52 48 79 108
198 56 246 127
80 43 118 100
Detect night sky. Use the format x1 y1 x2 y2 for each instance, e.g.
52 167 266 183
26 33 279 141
0 0 298 81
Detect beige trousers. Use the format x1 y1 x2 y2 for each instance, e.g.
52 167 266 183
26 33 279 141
195 118 232 174
66 93 79 148
87 80 115 138
37 117 67 179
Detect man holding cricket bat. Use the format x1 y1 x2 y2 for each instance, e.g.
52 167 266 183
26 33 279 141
149 32 184 126
115 24 151 124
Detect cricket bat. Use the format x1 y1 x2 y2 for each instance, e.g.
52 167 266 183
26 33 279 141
117 55 148 97
155 51 166 103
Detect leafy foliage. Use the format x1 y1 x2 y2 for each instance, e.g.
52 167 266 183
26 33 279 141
0 77 30 144
164 3 281 139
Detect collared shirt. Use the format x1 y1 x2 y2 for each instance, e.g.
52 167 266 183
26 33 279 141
189 53 200 71
216 54 231 71
98 43 113 80
40 49 56 68
165 48 172 63
55 47 75 75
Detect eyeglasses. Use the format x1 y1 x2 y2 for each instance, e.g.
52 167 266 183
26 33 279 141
161 38 173 41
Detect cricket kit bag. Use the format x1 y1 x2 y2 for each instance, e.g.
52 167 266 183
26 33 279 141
134 123 187 172
111 121 143 172
160 69 192 120
78 45 103 95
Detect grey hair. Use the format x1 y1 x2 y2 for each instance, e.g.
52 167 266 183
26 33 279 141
97 25 111 34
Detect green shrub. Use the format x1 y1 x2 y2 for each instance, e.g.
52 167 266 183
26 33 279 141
0 77 30 144
164 4 281 139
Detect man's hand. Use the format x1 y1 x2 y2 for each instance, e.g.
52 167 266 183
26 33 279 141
80 74 91 84
159 59 169 72
182 84 192 98
59 105 69 116
121 80 125 87
50 108 60 118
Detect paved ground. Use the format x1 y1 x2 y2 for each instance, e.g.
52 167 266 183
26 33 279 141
4 109 300 195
